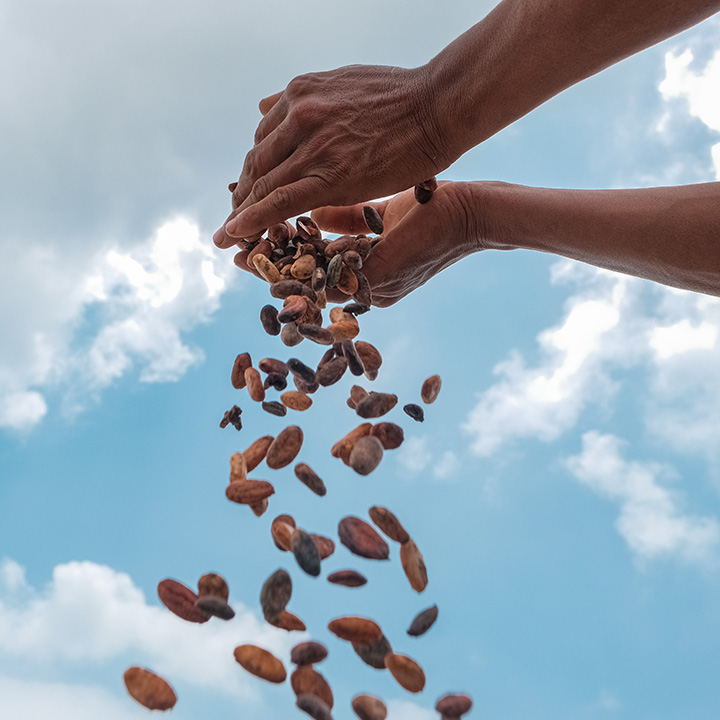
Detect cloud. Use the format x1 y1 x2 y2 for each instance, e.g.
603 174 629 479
0 217 237 430
387 699 438 720
565 432 720 564
396 436 433 476
0 558 295 698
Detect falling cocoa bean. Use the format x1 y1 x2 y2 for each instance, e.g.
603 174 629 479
262 400 287 417
294 463 327 496
253 253 282 283
281 390 313 412
435 694 473 718
342 340 365 376
270 279 316 301
271 514 296 551
296 694 333 720
316 356 348 386
352 633 393 670
220 405 243 430
414 176 437 204
336 265 359 295
259 357 289 376
243 435 274 472
157 579 211 624
310 533 336 560
123 667 177 711
354 341 382 378
268 609 307 632
326 253 344 287
338 516 389 559
231 353 252 389
244 367 265 402
278 295 308 323
260 568 292 622
356 392 398 419
297 323 335 345
225 479 275 505
291 665 334 708
250 498 269 517
385 653 426 693
291 528 322 577
421 374 442 403
327 616 383 644
352 694 388 720
369 423 404 450
281 322 305 347
259 305 281 335
233 644 287 683
287 358 317 385
400 538 428 593
403 403 425 422
368 506 410 544
362 205 384 234
343 302 371 315
349 435 384 475
293 374 320 394
266 425 304 469
327 570 368 587
407 604 439 637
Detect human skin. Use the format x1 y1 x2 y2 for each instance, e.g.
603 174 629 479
310 181 720 306
213 0 720 246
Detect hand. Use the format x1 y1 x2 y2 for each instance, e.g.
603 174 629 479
313 182 484 307
213 64 453 249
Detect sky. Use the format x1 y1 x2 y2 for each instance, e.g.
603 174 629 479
1 1 720 719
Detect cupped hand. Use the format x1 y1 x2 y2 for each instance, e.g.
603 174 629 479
213 63 453 249
313 181 483 307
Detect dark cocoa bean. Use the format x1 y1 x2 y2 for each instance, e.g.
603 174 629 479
414 176 437 204
342 340 365 376
435 694 473 717
296 694 332 720
263 372 288 391
220 405 242 430
266 425 304 469
297 323 335 345
362 205 384 234
231 352 252 389
353 270 372 307
281 322 304 347
407 604 438 637
260 305 281 335
258 357 289 376
291 528 322 577
291 666 334 709
403 403 425 422
291 641 328 666
356 392 398 419
352 634 392 670
294 463 327 496
262 400 287 417
316 356 348 386
260 568 292 622
287 358 317 385
327 570 367 587
277 296 308 323
370 422 404 450
157 579 211 624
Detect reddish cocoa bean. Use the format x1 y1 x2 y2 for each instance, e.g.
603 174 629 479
157 579 210 624
327 570 367 587
243 435 274 472
309 533 336 560
370 423 404 450
352 694 388 720
356 392 398 419
277 296 308 323
291 641 329 666
258 358 289 376
342 249 363 270
231 352 252 389
123 667 177 711
400 538 428 593
233 645 287 683
436 694 473 718
266 426 304 469
368 506 410 544
268 609 307 632
421 374 442 403
342 340 365 376
294 463 327 496
271 514 296 551
327 616 383 644
385 653 426 693
225 479 275 505
281 391 313 412
244 367 265 402
291 666 334 708
338 516 389 560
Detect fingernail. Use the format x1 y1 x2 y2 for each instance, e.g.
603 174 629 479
213 228 227 247
225 216 240 237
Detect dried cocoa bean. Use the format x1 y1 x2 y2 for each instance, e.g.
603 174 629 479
316 356 348 386
264 372 288 391
327 616 382 644
281 390 313 412
234 644 287 683
421 374 442 403
385 653 426 693
226 479 275 505
244 367 265 402
197 572 229 601
407 604 438 637
294 463 327 496
352 694 388 720
268 609 307 632
326 253 343 287
338 516 389 559
250 498 269 516
220 404 243 430
342 249 363 270
243 435 274 472
403 403 425 422
196 594 235 620
356 236 372 260
271 514 296 551
436 694 473 718
342 340 365 376
157 579 211 624
123 666 177 711
278 296 308 323
352 633 393 670
356 392 397 419
262 400 287 417
281 322 304 347
294 374 320 394
328 321 360 343
368 506 410 544
287 358 317 385
400 538 428 592
260 568 292 621
266 425 304 469
298 323 335 345
336 265 359 295
291 254 317 280
247 239 273 267
196 573 234 620
324 235 357 258
327 570 367 587
349 384 369 408
414 176 437 204
259 305 281 335
349 435 384 475
354 341 382 378
231 352 252 389
310 533 336 560
268 221 292 245
291 527 321 577
296 694 333 720
253 253 282 283
291 641 328 666
229 451 247 483
291 666 334 708
331 423 372 465
259 357 289 376
343 302 371 315
369 423 404 450
270 279 316 301
353 270 372 308
362 205 384 234
311 267 327 293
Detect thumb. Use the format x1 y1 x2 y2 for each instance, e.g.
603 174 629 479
311 201 388 235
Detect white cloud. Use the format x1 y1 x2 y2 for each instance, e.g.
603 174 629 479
433 450 460 480
0 559 294 698
396 436 432 475
565 432 720 564
0 217 237 430
387 699 438 720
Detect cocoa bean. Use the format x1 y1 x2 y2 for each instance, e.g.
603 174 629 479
362 205 384 234
336 265 359 295
294 374 320 394
352 694 388 720
327 616 382 644
281 322 304 347
342 249 363 270
311 267 327 293
369 423 404 450
260 305 281 335
403 403 425 422
353 270 372 307
291 666 334 708
197 572 229 601
263 372 288 391
298 323 335 345
266 425 304 469
349 435 384 475
343 302 371 315
385 653 426 693
309 533 336 560
231 352 252 389
368 506 410 544
220 404 242 430
341 340 365 376
157 579 211 624
421 374 442 403
123 667 177 711
262 400 287 417
435 694 473 718
229 451 247 483
324 235 357 258
270 279 316 301
349 384 369 408
294 463 327 496
243 435 274 472
291 254 317 280
253 253 282 283
407 604 438 637
233 644 287 683
268 221 292 245
278 296 308 323
247 239 273 267
244 367 265 402
250 498 269 516
330 423 372 465
260 568 292 622
281 390 313 412
259 357 289 376
296 694 333 720
338 516 389 559
354 341 382 377
352 633 392 670
400 538 428 593
268 609 307 632
195 594 235 620
356 392 398 419
291 528 322 577
226 479 275 505
291 641 328 666
316 356 348 386
329 307 356 324
271 514 296 551
355 236 372 260
287 358 317 385
327 570 367 587
414 176 437 204
328 321 360 343
326 253 343 287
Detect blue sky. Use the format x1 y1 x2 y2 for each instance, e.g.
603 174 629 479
1 1 720 719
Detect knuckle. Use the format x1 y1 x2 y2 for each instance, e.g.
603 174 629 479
243 148 261 180
267 185 293 213
251 174 272 202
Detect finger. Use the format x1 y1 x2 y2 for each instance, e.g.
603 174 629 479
259 91 283 116
233 250 263 280
254 94 288 146
311 201 388 235
225 175 330 239
232 125 295 209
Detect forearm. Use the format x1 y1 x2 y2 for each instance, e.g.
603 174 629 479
476 181 720 296
424 0 720 157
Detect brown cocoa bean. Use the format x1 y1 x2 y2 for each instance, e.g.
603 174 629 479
327 616 382 644
195 594 235 620
349 435 384 475
219 404 242 430
298 323 335 345
400 538 428 592
268 220 292 245
270 278 316 301
123 666 177 711
247 238 273 267
260 568 292 621
244 367 265 402
327 570 367 587
369 423 404 450
336 264 359 295
324 235 357 258
266 425 304 469
356 392 397 419
296 215 323 243
226 479 275 505
338 516 389 559
291 641 328 666
352 634 392 670
250 498 269 516
260 305 281 335
197 573 229 601
407 604 438 637
353 270 372 307
262 400 287 417
326 253 344 287
352 694 388 720
343 302 371 315
403 403 424 422
309 533 336 560
291 528 321 577
316 356 348 386
287 358 317 385
259 357 289 376
271 514 296 551
243 435 274 472
342 340 365 376
281 390 313 412
414 176 437 204
354 341 382 376
385 653 426 693
291 254 317 280
268 609 307 632
281 322 304 347
296 694 332 720
291 666 334 708
311 267 327 293
349 384 369 408
421 374 442 403
233 644 287 683
328 321 360 343
231 352 252 389
328 307 356 324
331 423 372 465
294 374 320 394
294 463 327 496
362 205 384 234
368 506 410 544
253 253 282 283
278 296 308 323
342 249 363 270
229 451 247 483
157 579 211 624
436 694 473 718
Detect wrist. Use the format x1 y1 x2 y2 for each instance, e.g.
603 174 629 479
463 181 523 253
